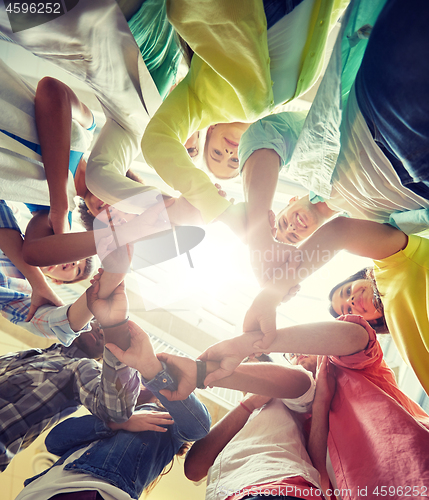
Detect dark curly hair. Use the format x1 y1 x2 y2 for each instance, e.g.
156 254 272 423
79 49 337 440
328 267 389 333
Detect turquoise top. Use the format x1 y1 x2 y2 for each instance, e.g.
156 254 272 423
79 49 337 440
128 0 182 100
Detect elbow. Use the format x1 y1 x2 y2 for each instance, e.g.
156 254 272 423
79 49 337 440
36 77 68 105
22 243 40 266
347 323 370 354
184 452 208 483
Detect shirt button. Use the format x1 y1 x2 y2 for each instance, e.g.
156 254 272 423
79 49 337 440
319 20 324 26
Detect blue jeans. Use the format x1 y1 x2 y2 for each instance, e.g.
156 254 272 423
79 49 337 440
355 0 429 200
263 0 305 29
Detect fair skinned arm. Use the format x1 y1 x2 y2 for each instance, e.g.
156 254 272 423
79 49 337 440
245 217 408 349
185 393 272 482
307 356 337 500
35 76 93 234
199 320 369 387
154 351 312 401
22 199 173 267
241 149 302 283
0 226 64 320
86 276 130 351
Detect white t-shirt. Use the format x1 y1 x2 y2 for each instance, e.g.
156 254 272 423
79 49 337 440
15 444 132 500
0 59 94 210
328 85 429 220
205 366 319 500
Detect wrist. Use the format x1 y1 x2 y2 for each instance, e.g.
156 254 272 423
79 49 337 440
139 358 164 382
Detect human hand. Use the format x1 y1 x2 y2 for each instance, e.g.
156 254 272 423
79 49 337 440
94 198 174 263
98 244 134 294
242 393 272 412
165 196 204 226
107 410 174 433
268 210 277 238
26 280 65 321
198 332 262 387
314 356 336 410
105 321 161 378
215 183 235 204
156 352 197 401
242 288 282 350
249 238 302 286
86 275 128 327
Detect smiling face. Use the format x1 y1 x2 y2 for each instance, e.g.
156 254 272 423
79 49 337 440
331 279 384 322
40 261 87 283
205 123 250 179
275 196 327 244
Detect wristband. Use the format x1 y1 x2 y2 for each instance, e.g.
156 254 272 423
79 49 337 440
195 359 207 389
100 317 129 329
240 401 252 414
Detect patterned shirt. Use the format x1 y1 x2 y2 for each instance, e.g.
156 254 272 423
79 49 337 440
0 343 141 472
0 200 84 345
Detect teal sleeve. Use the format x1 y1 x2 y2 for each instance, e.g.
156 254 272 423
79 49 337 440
389 209 429 235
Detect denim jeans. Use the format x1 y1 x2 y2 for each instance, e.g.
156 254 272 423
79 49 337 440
263 0 305 29
355 0 429 199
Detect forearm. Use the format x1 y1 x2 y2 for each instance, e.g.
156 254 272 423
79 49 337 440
260 217 408 299
210 361 311 399
242 149 281 247
102 321 130 352
184 403 252 482
0 228 47 286
35 77 73 214
308 401 331 500
267 321 369 357
67 293 94 332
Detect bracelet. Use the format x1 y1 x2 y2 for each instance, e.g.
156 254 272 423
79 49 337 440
195 359 207 389
240 401 252 414
100 317 129 329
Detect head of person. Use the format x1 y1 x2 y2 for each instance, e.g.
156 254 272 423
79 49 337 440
328 268 388 333
72 320 104 359
80 169 145 230
284 353 318 376
204 122 250 179
40 256 95 284
274 195 330 245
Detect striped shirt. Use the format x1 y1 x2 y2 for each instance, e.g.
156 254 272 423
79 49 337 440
0 200 83 345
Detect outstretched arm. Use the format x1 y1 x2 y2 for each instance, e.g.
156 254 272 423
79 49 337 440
307 356 337 500
0 202 64 320
185 394 271 482
244 217 408 349
22 199 172 267
200 319 369 387
35 76 93 234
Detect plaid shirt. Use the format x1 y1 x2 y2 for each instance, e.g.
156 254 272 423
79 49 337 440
0 200 82 345
0 343 141 472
